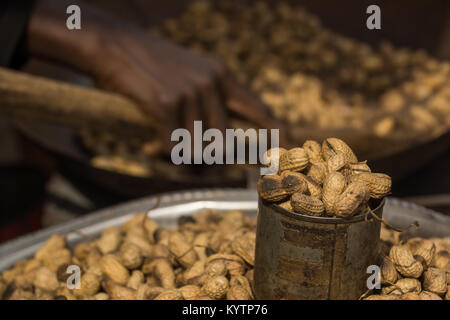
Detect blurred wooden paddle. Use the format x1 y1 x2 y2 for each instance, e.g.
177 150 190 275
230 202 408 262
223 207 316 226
0 67 293 149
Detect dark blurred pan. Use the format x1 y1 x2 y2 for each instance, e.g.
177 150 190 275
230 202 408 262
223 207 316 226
14 117 450 198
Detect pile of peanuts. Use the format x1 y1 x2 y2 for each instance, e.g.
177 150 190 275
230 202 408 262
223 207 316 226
0 210 256 300
0 208 448 300
80 128 154 177
366 228 450 300
258 137 391 218
156 0 450 140
80 0 450 177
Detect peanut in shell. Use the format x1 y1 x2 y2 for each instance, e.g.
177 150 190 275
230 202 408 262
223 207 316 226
401 292 421 300
35 235 66 261
94 292 109 300
193 232 210 261
205 260 227 278
349 172 391 199
123 233 153 257
43 248 72 273
432 250 449 273
423 267 447 296
379 255 398 285
306 161 327 184
127 270 144 290
322 138 358 163
136 284 164 300
181 260 205 285
302 140 323 162
280 171 308 195
326 151 348 173
334 182 369 218
102 279 136 300
119 243 143 270
257 174 289 202
100 254 130 285
290 193 325 217
202 275 229 299
179 285 204 300
154 289 183 300
168 231 198 268
322 171 346 216
262 147 287 174
406 238 436 267
229 275 253 299
206 254 246 276
279 147 309 172
381 278 421 295
389 245 424 278
348 161 371 175
419 291 443 300
303 175 323 199
146 258 176 289
227 285 252 300
73 272 101 297
96 226 122 255
74 243 95 261
231 232 256 266
33 267 59 292
281 171 322 198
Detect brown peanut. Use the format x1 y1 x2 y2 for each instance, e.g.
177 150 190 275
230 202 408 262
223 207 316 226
290 193 325 217
334 182 369 218
279 147 309 172
257 174 289 202
322 171 346 216
349 172 391 199
389 245 424 278
100 254 130 285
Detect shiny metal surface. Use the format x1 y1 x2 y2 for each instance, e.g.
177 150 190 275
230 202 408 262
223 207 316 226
0 189 449 272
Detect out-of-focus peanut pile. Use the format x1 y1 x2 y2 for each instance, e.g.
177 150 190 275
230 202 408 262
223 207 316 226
80 128 197 178
0 210 448 300
156 0 450 140
80 0 450 177
0 210 256 300
258 137 391 218
365 228 450 300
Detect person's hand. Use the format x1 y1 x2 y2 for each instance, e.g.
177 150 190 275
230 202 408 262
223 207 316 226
27 0 291 152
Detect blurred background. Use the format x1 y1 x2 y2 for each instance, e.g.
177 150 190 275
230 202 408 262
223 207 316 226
1 0 449 242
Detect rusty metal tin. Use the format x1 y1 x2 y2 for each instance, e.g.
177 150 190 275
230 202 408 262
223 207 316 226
254 197 385 300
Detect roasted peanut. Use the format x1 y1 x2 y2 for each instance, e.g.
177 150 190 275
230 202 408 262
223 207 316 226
389 245 424 278
202 275 229 299
96 227 122 255
423 268 447 296
120 243 143 269
322 171 346 216
279 148 309 172
334 182 369 218
257 174 289 202
290 193 325 216
100 254 130 285
168 232 198 268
